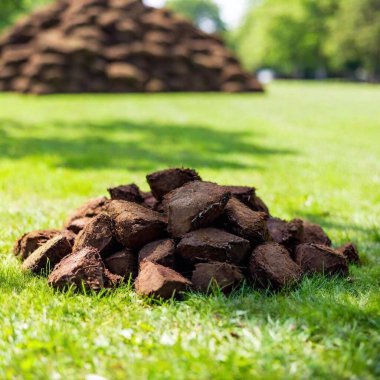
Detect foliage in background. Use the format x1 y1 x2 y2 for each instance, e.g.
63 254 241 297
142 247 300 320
166 0 226 32
326 0 380 81
233 0 339 77
233 0 380 80
0 0 51 30
1 0 379 80
1 0 226 33
0 0 23 30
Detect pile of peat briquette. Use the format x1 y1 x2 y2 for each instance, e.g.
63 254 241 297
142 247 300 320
15 168 360 299
0 0 263 94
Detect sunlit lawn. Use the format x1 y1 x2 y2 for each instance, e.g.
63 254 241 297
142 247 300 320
0 81 379 379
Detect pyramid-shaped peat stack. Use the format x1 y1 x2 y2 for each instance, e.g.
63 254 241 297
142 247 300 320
0 0 263 94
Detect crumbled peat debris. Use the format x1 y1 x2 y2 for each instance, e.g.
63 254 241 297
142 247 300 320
15 167 359 299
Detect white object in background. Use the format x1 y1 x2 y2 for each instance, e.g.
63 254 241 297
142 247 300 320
143 0 250 28
257 69 275 85
143 0 165 7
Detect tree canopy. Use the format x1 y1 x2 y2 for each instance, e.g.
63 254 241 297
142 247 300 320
166 0 226 33
327 0 380 80
233 0 380 80
0 0 51 30
233 0 339 77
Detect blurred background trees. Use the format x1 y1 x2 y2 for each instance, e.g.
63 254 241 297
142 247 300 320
0 0 379 81
233 0 340 78
166 0 226 32
233 0 380 81
0 0 25 29
326 0 380 81
0 0 51 29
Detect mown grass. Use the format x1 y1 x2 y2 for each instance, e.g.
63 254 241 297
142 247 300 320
0 81 379 379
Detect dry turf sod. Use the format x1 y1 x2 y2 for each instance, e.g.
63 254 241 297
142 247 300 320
0 81 379 379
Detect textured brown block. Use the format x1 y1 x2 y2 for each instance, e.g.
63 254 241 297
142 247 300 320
135 261 191 299
140 191 159 210
66 217 92 234
221 185 269 214
98 11 126 29
251 196 270 214
146 167 201 200
295 243 348 276
144 30 175 46
267 217 304 253
48 247 121 291
191 262 244 294
62 229 77 247
29 83 56 95
104 249 137 279
106 63 146 83
1 45 32 64
21 235 72 275
177 228 250 265
223 198 269 245
0 66 19 80
108 183 144 203
164 181 230 237
107 200 167 249
221 185 256 206
337 243 360 265
71 27 107 43
249 242 302 288
302 221 332 246
104 45 132 60
11 77 32 92
138 238 176 268
13 229 61 261
145 78 167 92
73 213 117 257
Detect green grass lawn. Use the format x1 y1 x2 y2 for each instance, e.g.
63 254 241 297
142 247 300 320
0 81 379 380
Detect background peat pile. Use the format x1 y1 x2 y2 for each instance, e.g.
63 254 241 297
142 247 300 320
0 0 263 94
15 168 360 299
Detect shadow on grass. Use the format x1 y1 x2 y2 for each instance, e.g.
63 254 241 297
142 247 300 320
297 211 376 236
0 118 295 171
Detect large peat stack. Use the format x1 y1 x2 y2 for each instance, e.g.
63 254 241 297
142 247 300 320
0 0 263 94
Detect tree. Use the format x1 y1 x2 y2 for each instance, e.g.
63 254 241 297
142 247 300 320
327 0 380 81
232 0 380 80
166 0 226 33
0 0 23 29
0 0 51 30
233 0 339 77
